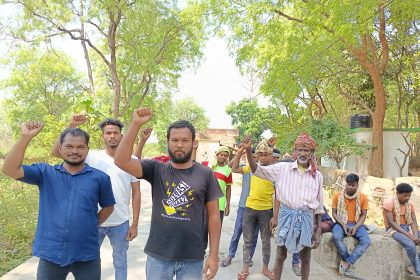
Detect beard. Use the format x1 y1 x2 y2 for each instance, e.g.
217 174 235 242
105 139 120 148
168 148 193 164
296 156 310 166
63 158 85 166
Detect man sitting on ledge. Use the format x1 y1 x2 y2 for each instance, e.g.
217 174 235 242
383 183 420 276
332 173 371 278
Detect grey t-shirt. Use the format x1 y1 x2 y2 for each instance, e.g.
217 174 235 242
140 159 223 261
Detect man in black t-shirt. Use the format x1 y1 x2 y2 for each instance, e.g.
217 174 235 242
114 108 223 280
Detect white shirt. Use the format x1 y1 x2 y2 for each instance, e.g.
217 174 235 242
85 150 140 226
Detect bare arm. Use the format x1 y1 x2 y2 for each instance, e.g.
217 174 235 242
224 185 231 216
353 209 367 231
271 198 280 230
312 213 322 248
241 136 257 172
231 145 245 174
384 209 413 238
52 113 88 158
227 147 238 168
2 122 44 179
98 205 114 225
133 127 152 159
114 108 153 178
203 199 221 280
410 212 420 245
127 181 141 241
332 208 348 232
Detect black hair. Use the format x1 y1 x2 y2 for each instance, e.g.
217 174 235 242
60 128 90 145
396 183 413 194
166 120 195 140
99 118 124 132
251 147 256 154
346 173 359 184
273 148 281 155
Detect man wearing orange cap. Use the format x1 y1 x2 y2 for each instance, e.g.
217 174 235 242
244 133 324 280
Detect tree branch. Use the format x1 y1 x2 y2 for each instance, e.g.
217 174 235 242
378 3 389 75
87 20 107 37
56 26 111 69
337 77 373 115
272 8 304 23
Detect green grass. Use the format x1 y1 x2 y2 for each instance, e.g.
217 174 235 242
0 174 38 277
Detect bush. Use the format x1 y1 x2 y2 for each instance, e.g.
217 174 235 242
0 175 38 276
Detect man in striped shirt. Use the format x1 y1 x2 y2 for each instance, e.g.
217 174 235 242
244 133 324 280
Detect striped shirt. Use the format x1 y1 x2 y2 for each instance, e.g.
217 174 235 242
254 161 324 215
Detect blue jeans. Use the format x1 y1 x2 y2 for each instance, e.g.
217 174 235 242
227 207 259 259
146 255 203 280
392 224 420 275
98 220 129 280
332 223 371 265
36 258 100 280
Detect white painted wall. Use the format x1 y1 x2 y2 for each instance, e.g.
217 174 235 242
321 130 411 179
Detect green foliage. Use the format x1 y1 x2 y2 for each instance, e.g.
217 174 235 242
142 143 165 158
0 174 38 276
0 108 13 151
276 117 371 168
154 97 210 149
1 47 87 136
226 98 276 142
211 0 419 128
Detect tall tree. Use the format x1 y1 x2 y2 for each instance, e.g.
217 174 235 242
1 0 207 118
213 0 419 177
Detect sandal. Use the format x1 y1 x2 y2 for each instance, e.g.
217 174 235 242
262 271 274 280
220 258 232 267
237 272 249 280
292 264 301 276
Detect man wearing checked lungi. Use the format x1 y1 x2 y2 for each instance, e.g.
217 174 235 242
243 132 324 280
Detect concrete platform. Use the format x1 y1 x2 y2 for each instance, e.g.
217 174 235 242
1 182 339 280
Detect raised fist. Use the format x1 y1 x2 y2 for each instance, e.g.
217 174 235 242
141 127 153 141
236 144 245 154
268 136 277 148
69 113 88 128
21 121 44 138
242 135 252 150
132 108 153 125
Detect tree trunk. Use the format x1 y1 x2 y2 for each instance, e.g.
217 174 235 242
395 75 402 129
80 0 95 97
417 111 420 156
348 5 388 177
108 10 121 118
368 68 386 178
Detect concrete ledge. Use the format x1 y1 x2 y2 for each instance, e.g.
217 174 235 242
313 232 409 280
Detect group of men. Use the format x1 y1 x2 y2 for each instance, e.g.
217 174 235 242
2 106 420 280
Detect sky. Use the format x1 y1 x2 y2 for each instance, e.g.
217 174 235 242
176 37 267 128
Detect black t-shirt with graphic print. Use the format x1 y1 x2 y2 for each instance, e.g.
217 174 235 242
140 159 223 261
